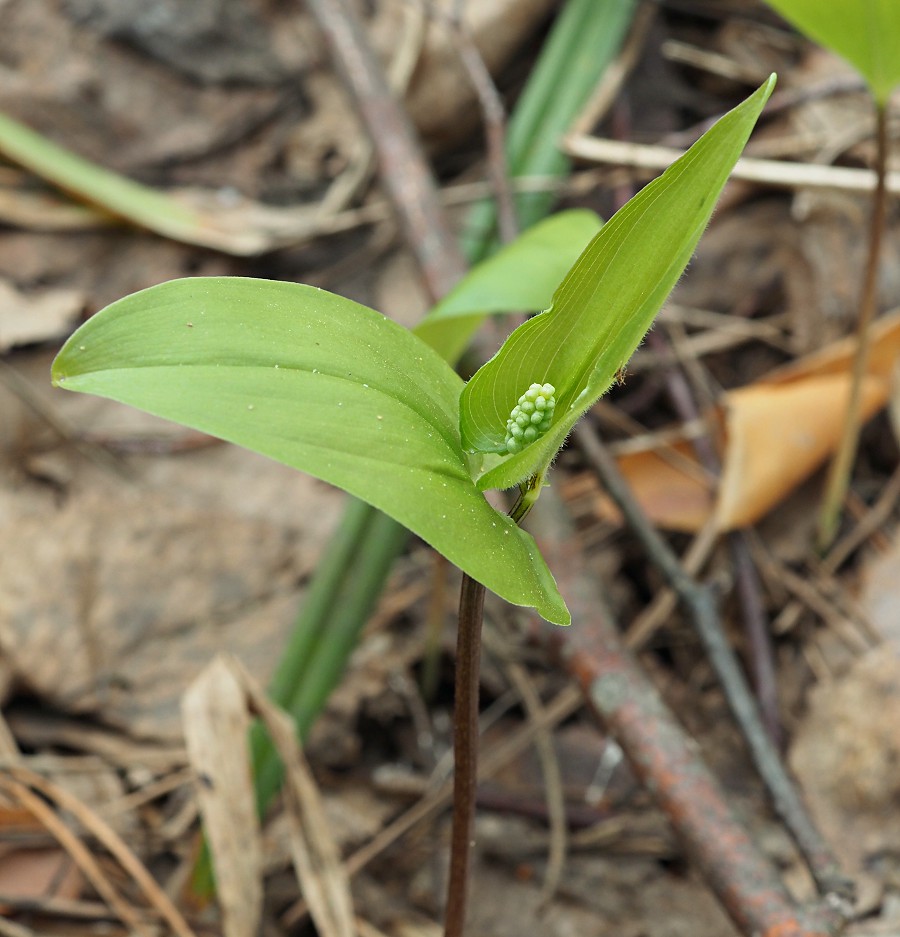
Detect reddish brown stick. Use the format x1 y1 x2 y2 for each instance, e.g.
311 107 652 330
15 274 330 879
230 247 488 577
530 487 845 937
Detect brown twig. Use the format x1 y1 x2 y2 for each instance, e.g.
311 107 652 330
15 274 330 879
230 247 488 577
305 0 466 300
568 1 658 137
6 767 198 937
500 655 567 904
0 774 148 936
574 425 854 905
529 486 847 937
648 326 782 745
818 102 889 548
446 2 518 244
773 462 900 636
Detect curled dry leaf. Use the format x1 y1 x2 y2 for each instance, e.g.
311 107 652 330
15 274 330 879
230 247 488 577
599 309 900 531
185 655 355 937
0 279 84 352
182 656 263 937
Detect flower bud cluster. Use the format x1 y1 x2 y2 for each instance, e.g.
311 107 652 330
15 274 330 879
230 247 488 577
504 383 556 454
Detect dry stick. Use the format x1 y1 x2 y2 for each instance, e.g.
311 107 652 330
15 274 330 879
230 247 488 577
447 2 518 245
304 0 467 300
818 103 890 549
649 327 782 745
568 0 658 137
529 487 844 937
563 132 900 196
730 534 781 746
573 425 854 905
773 463 900 637
501 656 567 904
0 775 149 937
318 1 427 218
8 766 199 937
624 516 720 649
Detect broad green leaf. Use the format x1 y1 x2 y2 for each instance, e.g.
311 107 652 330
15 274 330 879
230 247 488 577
764 0 900 104
415 209 602 363
51 278 569 625
461 76 776 491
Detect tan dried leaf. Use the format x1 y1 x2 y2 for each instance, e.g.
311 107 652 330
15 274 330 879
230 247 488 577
182 656 263 937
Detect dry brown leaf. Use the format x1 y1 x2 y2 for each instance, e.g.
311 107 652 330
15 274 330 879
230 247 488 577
181 656 355 937
222 656 357 937
182 657 263 937
602 309 900 531
0 847 83 912
0 279 84 352
0 355 345 741
715 375 884 529
604 441 715 533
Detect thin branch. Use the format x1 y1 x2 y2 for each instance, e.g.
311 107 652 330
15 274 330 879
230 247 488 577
529 486 849 937
501 657 567 904
573 424 854 904
305 0 466 300
568 1 657 137
818 102 890 548
647 327 782 745
281 686 584 929
564 131 900 196
445 3 518 244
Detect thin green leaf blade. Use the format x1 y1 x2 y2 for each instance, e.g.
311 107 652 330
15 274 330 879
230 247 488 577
461 76 776 491
765 0 900 104
414 209 602 362
52 278 569 624
0 111 269 254
462 0 636 254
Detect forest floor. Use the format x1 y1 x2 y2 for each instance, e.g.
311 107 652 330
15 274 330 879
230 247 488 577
1 1 900 936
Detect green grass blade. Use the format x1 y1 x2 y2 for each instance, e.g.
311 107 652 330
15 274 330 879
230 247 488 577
461 0 636 255
0 111 246 250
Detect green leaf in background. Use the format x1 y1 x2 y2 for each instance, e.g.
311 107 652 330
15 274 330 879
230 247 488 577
415 209 602 363
764 0 900 104
462 0 635 255
51 278 568 624
0 112 217 246
461 75 777 492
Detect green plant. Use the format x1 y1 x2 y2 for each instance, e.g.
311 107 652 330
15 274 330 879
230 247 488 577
460 0 637 256
246 0 639 884
51 77 774 936
763 0 900 547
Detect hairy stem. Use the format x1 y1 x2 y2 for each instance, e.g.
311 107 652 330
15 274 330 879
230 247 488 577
818 101 888 548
